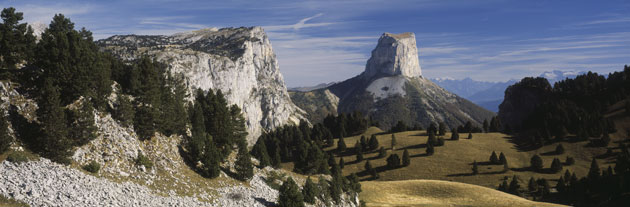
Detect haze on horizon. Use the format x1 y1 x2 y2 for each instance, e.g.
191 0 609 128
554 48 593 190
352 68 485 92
4 0 629 87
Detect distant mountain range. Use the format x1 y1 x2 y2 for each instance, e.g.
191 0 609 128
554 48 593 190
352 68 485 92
430 70 585 112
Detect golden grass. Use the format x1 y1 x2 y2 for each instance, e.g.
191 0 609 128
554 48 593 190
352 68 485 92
360 179 565 207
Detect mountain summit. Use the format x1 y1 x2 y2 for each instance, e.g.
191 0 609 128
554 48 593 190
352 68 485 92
362 32 422 79
292 32 494 129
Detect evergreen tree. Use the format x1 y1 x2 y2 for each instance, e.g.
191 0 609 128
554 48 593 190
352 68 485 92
563 170 572 186
426 142 434 155
387 154 400 169
348 173 362 193
402 149 410 167
498 180 508 192
427 123 437 135
302 177 317 204
555 144 565 154
330 165 343 203
278 177 304 207
364 160 372 172
113 94 135 127
234 143 254 181
200 134 221 178
391 134 397 150
251 138 271 167
565 156 575 165
67 100 97 146
588 158 600 181
368 134 379 151
538 178 550 197
490 151 499 164
37 79 71 163
360 136 367 151
134 104 157 140
499 152 507 166
436 138 445 146
530 154 543 172
0 104 11 153
428 131 437 146
483 119 489 133
377 147 386 158
356 148 364 162
438 122 446 136
508 175 520 195
468 132 473 139
551 158 563 173
472 160 479 175
339 157 344 169
0 7 35 70
556 176 566 193
451 128 459 140
528 177 538 192
337 138 346 153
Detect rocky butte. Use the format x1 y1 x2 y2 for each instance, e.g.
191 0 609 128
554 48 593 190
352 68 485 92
98 27 307 146
292 32 495 129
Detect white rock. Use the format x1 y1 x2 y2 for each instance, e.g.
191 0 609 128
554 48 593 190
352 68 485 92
362 32 422 79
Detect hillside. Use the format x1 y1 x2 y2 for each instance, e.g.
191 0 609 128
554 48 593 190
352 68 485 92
361 180 565 207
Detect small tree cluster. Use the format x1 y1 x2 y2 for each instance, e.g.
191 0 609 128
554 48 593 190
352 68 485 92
387 154 401 169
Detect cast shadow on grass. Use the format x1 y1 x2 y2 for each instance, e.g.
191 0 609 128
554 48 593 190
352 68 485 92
254 197 275 207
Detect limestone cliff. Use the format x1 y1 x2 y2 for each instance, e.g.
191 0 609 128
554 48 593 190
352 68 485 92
97 27 307 146
298 32 495 129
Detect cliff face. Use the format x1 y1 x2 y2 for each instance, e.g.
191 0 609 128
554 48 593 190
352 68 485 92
98 27 306 146
498 77 552 132
320 32 494 129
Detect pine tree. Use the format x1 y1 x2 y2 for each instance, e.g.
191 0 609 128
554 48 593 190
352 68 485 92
530 154 543 172
490 151 499 164
498 180 508 192
278 177 304 207
391 134 397 150
508 175 520 195
0 7 36 70
428 131 437 146
588 158 600 181
67 100 97 146
377 147 386 158
438 122 446 136
556 176 566 193
368 134 379 151
0 104 11 153
528 177 538 192
339 157 345 169
113 94 135 127
402 149 410 167
302 177 317 204
483 119 489 133
134 104 157 140
364 160 372 172
387 154 400 169
551 158 563 173
337 138 346 153
426 142 434 155
563 170 572 186
451 128 459 140
234 143 254 181
252 138 271 167
200 134 221 178
499 152 507 166
356 149 364 162
472 160 479 175
330 166 343 203
565 156 575 165
555 144 565 154
468 132 473 139
348 173 362 193
37 79 71 163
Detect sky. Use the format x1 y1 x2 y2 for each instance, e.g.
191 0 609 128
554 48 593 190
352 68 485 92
2 0 630 87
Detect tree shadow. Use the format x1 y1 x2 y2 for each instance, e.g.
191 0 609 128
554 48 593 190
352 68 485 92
447 172 475 177
509 167 559 174
410 153 430 158
254 197 275 207
541 151 561 156
400 143 426 151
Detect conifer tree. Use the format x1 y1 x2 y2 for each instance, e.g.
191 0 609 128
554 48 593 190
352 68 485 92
377 147 386 158
330 164 343 203
0 7 36 70
0 104 11 153
337 138 346 153
551 158 563 173
565 156 575 166
428 131 437 146
472 160 479 175
402 149 410 167
468 132 473 139
37 79 72 163
368 134 379 151
356 148 364 162
556 176 566 193
348 173 361 193
278 177 304 207
438 122 446 136
499 152 507 166
483 119 489 133
134 104 157 140
67 100 97 146
302 177 317 204
252 138 271 167
364 160 372 172
498 180 508 192
387 154 400 169
508 175 520 195
490 151 499 164
530 154 543 172
339 157 344 169
234 143 254 181
555 144 565 154
588 158 600 181
113 94 135 127
528 177 538 192
451 128 459 140
426 142 434 155
391 134 397 150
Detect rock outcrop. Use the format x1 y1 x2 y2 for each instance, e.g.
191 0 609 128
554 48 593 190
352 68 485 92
98 27 307 146
295 32 494 129
498 77 552 132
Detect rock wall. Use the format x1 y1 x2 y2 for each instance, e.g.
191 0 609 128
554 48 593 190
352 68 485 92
98 27 307 146
361 32 422 79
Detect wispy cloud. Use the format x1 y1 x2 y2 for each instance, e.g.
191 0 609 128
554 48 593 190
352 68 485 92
263 13 337 31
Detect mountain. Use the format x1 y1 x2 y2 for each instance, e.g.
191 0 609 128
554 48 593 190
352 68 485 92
430 77 496 98
292 32 494 129
97 27 307 146
539 70 585 84
288 82 336 92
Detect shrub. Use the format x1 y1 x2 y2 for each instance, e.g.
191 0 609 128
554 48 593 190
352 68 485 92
530 154 543 172
436 138 445 146
565 156 575 165
555 144 565 154
6 151 28 163
82 161 101 173
135 152 153 169
386 154 400 169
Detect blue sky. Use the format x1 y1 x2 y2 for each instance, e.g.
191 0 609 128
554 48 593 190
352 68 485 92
3 0 630 87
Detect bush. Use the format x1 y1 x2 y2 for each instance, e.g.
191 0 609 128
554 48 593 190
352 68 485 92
565 156 575 165
6 151 28 163
436 138 445 146
135 152 153 169
82 161 101 173
555 144 565 154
